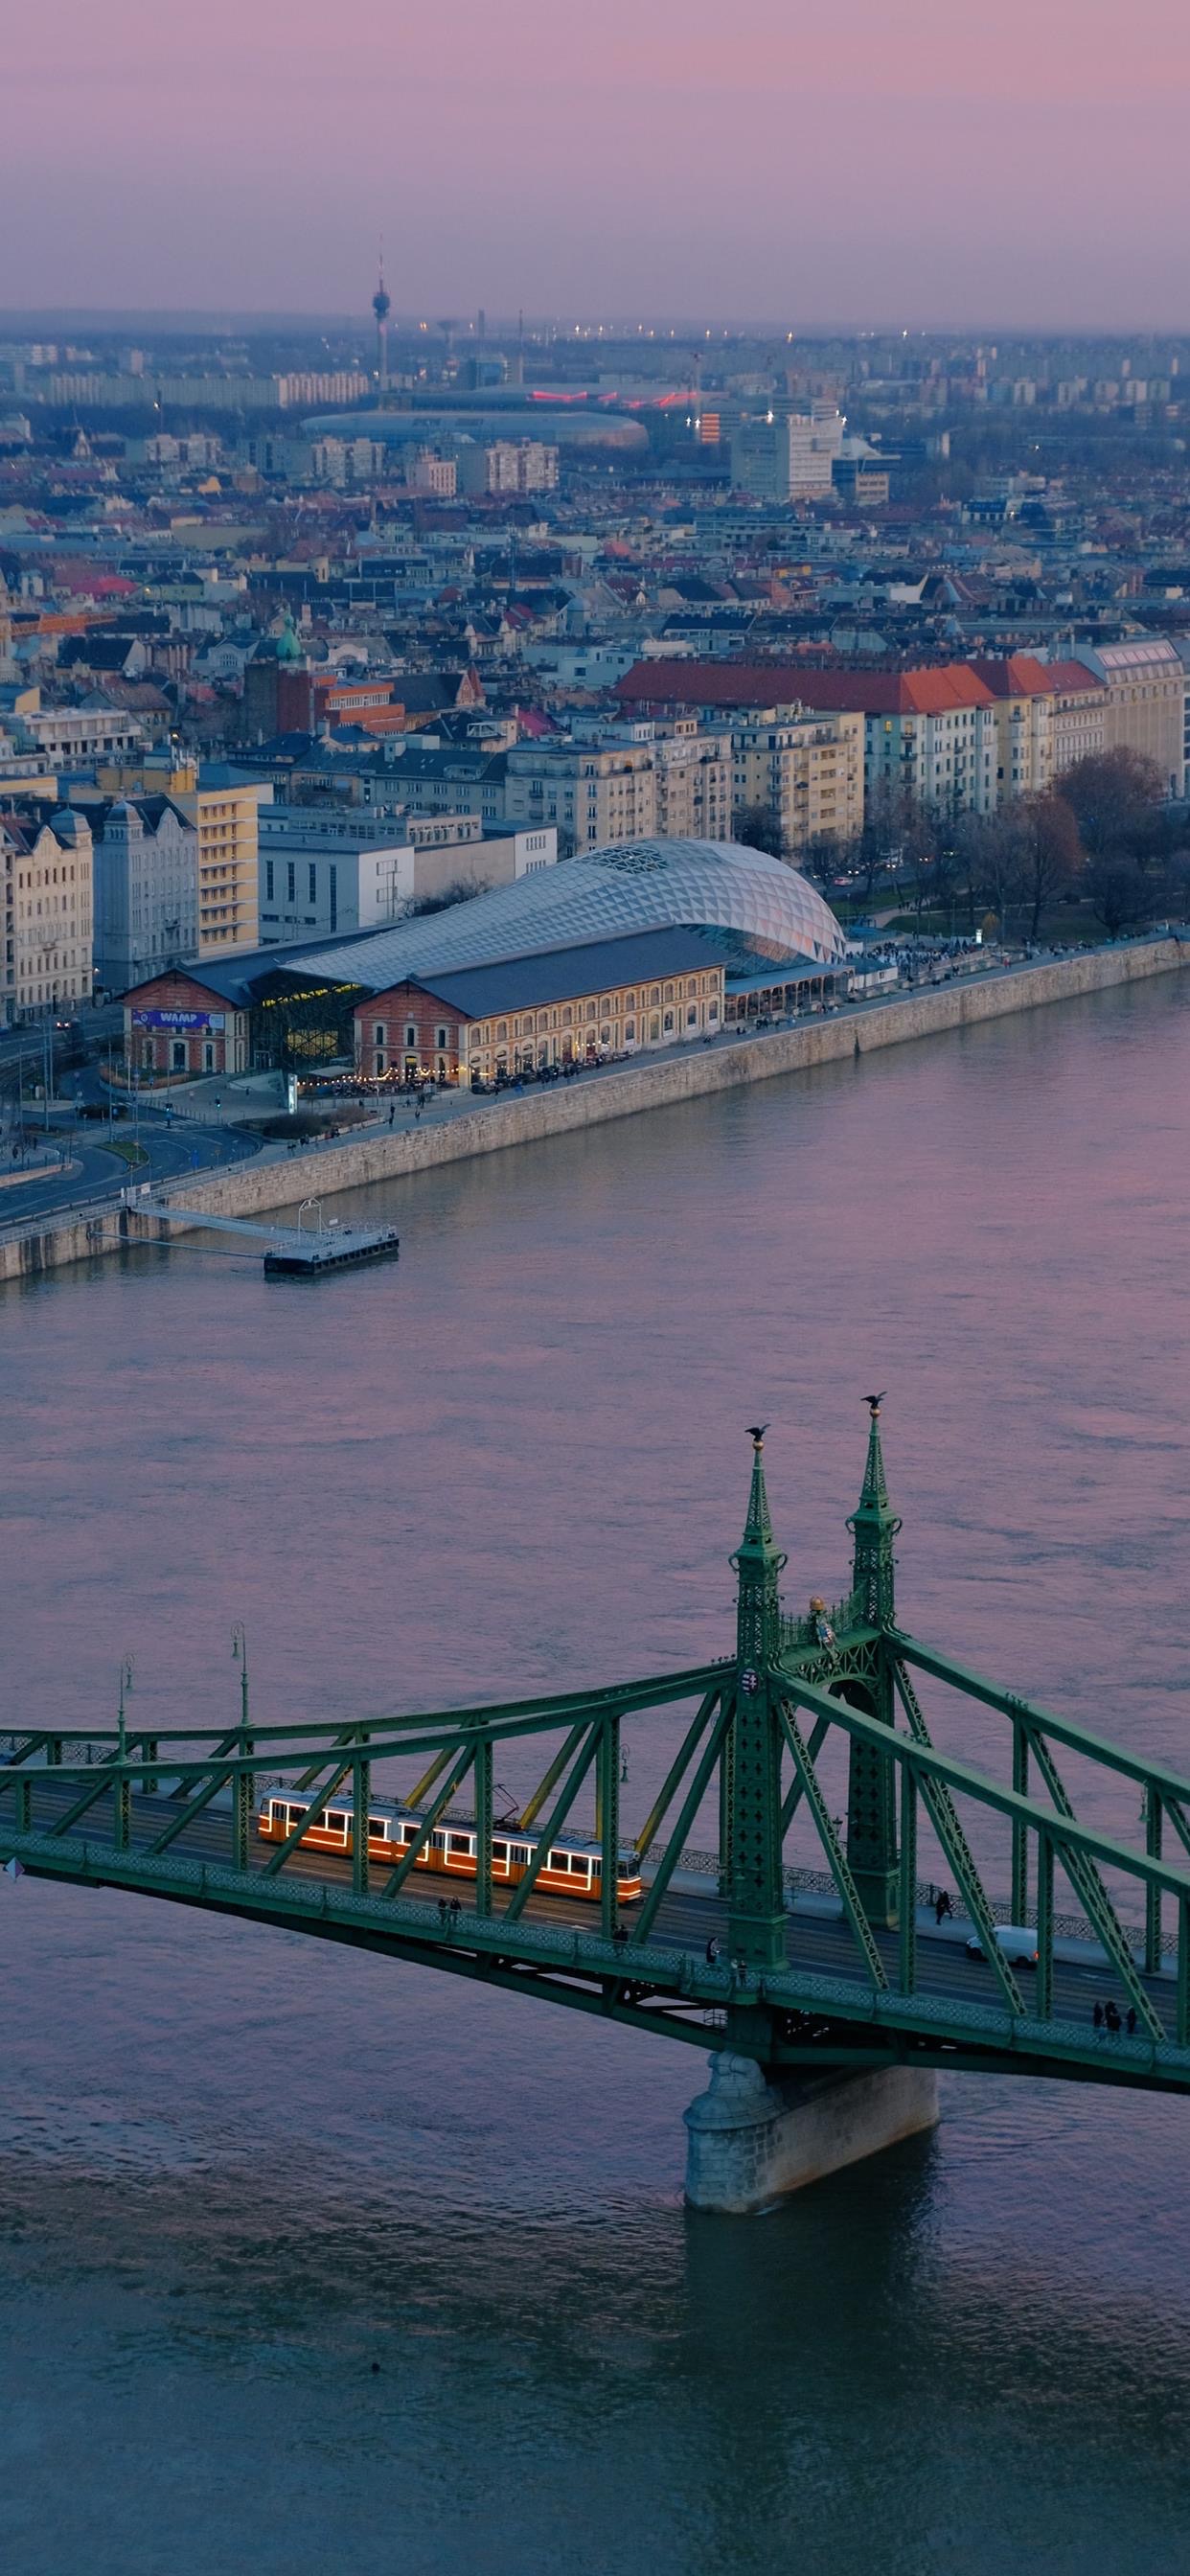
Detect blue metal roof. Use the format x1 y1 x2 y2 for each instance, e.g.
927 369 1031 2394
387 927 721 1019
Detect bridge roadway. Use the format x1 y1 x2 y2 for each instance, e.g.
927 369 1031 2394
22 1778 1173 2040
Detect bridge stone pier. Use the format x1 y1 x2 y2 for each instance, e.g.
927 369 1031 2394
684 2055 940 2213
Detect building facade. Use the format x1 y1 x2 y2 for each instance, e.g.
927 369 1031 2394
90 794 197 991
1045 662 1108 777
123 966 250 1080
730 706 865 852
1071 639 1185 796
1 806 93 1019
178 777 265 954
355 931 726 1087
503 738 659 848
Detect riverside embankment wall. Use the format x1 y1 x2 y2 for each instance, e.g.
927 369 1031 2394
4 936 1186 1285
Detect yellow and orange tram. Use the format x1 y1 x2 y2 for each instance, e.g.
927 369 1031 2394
258 1791 644 1904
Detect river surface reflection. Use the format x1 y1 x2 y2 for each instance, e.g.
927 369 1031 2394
3 976 1190 2574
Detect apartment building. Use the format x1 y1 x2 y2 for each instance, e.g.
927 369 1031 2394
177 774 267 954
86 794 197 990
795 669 1000 815
1070 639 1185 796
21 703 148 770
504 737 658 848
652 723 733 840
969 658 1056 798
1 805 93 1019
1044 662 1108 777
730 707 865 853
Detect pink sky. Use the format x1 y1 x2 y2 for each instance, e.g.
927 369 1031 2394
7 0 1189 325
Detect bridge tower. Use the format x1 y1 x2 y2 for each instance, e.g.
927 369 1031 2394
845 1396 902 1925
724 1428 789 1976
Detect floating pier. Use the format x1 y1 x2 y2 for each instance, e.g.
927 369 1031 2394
149 1200 400 1278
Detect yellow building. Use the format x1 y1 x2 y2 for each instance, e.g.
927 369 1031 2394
1 805 93 1020
730 706 865 854
97 753 198 797
177 778 266 954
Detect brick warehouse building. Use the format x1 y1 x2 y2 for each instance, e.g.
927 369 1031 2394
355 929 727 1086
123 967 251 1077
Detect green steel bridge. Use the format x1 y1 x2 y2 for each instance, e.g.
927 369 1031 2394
6 1404 1190 2107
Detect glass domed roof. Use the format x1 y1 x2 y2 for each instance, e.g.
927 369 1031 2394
299 837 847 993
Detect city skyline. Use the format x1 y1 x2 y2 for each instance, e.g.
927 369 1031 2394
6 0 1189 328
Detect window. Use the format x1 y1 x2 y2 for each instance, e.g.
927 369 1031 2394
549 1852 571 1873
309 863 317 906
327 1812 349 1836
430 1829 446 1852
492 1840 509 1863
624 1018 635 1042
374 1024 385 1046
663 1010 675 1033
405 1024 417 1047
264 860 274 900
447 1832 472 1854
368 1819 390 1842
508 1844 529 1868
436 1027 447 1049
286 862 296 904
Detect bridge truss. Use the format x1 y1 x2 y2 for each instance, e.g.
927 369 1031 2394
5 1406 1190 2099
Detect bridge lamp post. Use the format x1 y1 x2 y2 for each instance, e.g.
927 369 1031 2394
231 1625 253 1873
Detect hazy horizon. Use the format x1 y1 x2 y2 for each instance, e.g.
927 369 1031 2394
6 0 1188 330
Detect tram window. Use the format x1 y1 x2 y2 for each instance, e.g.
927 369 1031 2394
448 1833 472 1854
492 1841 508 1863
286 1807 306 1828
430 1830 446 1852
509 1845 529 1868
328 1813 349 1835
549 1852 570 1872
368 1819 388 1840
400 1823 418 1842
617 1862 634 1879
570 1857 591 1877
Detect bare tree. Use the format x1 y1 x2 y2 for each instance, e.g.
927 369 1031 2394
1012 792 1084 941
1057 748 1165 858
732 801 786 860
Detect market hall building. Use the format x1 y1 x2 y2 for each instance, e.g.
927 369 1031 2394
122 836 849 1084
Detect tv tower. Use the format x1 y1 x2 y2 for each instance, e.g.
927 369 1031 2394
372 243 391 392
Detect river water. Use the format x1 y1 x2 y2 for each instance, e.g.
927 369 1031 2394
4 977 1190 2576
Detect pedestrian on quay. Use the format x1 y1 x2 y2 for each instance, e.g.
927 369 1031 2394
437 1898 447 1927
388 1104 396 1127
612 1922 629 1955
934 1889 953 1925
1105 2000 1122 2035
449 1896 461 1926
705 1936 720 1966
1127 2007 1137 2036
1092 2001 1105 2033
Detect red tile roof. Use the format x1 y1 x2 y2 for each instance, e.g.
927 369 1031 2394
615 659 821 710
616 658 1011 719
1043 660 1106 694
793 666 996 716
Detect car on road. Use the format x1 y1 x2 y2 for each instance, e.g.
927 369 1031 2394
966 1923 1039 1967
